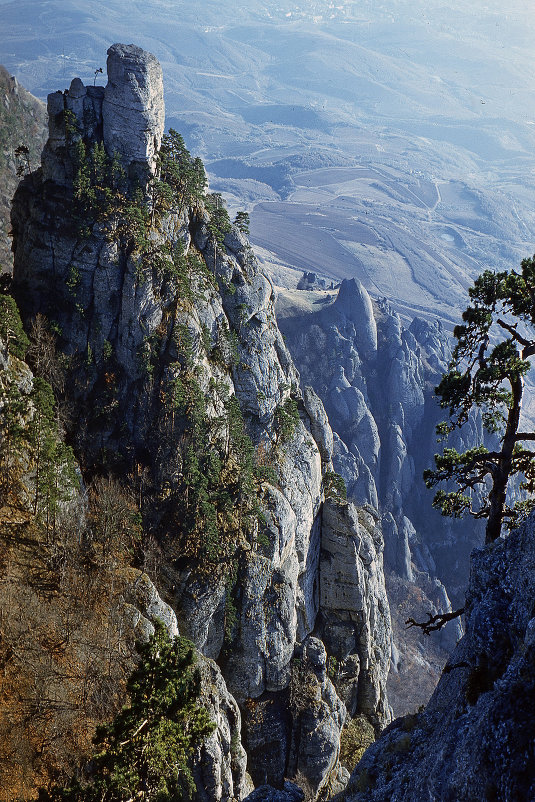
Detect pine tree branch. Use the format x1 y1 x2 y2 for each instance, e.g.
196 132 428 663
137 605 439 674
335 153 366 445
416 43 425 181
496 318 532 348
119 718 148 747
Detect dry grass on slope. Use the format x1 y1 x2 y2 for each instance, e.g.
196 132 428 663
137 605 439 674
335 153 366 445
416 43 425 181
0 493 143 800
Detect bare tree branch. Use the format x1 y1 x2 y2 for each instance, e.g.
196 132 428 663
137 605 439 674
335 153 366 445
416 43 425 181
406 608 465 635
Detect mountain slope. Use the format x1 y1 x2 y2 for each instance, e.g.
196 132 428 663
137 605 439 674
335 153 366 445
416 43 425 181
343 512 535 801
7 44 392 800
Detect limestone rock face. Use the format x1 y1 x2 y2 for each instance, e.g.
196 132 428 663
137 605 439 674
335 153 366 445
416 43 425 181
118 567 179 642
318 501 390 725
42 42 164 185
279 287 484 713
334 279 377 359
303 385 334 466
11 45 393 801
287 637 347 798
343 514 535 802
0 65 47 271
103 43 165 173
196 657 252 802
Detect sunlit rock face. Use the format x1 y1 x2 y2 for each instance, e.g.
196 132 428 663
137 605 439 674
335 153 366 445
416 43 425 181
278 283 481 715
43 42 164 185
103 43 165 172
11 44 393 801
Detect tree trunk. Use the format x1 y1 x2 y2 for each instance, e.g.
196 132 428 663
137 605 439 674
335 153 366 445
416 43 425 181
485 373 523 543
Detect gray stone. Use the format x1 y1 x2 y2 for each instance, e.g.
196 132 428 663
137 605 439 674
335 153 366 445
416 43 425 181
333 279 377 359
344 513 535 802
318 500 391 727
381 512 412 582
103 43 164 172
244 782 304 802
303 386 334 464
287 636 347 798
119 568 179 639
195 657 251 802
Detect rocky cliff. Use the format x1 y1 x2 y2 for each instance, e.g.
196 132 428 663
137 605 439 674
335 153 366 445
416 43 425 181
342 512 535 801
0 65 47 273
277 280 485 712
9 44 392 800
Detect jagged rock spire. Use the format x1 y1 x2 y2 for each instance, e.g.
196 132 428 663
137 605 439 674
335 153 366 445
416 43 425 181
334 278 377 358
103 43 164 172
44 43 164 182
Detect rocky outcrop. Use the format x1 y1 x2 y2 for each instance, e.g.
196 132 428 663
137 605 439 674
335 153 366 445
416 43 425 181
10 45 392 800
343 514 535 802
287 637 347 799
278 284 484 598
333 279 377 360
44 43 164 186
117 567 180 642
0 65 47 272
196 657 253 802
318 502 390 727
278 284 480 713
103 43 165 172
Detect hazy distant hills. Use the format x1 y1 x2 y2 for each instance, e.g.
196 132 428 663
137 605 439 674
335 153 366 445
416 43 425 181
2 0 535 323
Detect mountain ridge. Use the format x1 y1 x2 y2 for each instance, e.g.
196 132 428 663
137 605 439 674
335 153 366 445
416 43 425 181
4 43 391 800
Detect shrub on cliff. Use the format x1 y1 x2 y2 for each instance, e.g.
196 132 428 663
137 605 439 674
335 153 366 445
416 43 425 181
39 621 215 802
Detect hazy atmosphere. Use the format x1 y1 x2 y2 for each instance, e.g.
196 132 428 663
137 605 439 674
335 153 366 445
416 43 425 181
2 3 535 800
3 0 535 325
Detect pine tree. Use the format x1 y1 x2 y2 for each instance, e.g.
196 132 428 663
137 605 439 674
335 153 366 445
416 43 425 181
39 622 215 802
28 377 76 534
0 293 30 359
156 130 206 219
0 381 29 503
233 211 250 235
424 260 535 543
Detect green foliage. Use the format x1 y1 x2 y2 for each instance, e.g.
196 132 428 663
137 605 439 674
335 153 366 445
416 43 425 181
275 396 300 444
66 264 81 296
205 193 232 247
0 379 30 502
160 327 271 567
327 654 339 680
289 657 321 716
63 118 206 258
138 330 165 379
153 129 206 220
102 339 113 361
339 715 375 771
38 622 215 802
0 293 30 358
14 143 32 178
426 259 535 542
233 211 250 235
209 324 240 369
64 113 130 239
323 470 347 502
29 377 77 533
